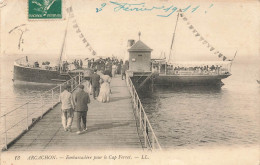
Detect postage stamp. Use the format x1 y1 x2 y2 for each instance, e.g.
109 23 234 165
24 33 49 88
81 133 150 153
28 0 62 19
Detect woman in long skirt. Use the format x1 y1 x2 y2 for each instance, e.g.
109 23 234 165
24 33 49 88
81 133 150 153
97 74 111 103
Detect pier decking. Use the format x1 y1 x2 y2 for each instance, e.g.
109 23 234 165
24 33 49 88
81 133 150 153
7 76 142 151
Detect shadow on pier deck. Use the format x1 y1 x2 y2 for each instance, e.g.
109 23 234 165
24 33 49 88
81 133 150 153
7 76 142 151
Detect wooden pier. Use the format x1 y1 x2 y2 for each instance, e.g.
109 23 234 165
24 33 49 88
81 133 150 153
6 76 142 151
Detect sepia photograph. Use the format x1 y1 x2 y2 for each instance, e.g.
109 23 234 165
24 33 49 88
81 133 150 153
0 0 259 164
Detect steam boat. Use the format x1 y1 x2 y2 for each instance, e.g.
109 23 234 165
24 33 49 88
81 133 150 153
13 57 82 84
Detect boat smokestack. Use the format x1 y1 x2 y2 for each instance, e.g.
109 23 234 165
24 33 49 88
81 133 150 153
127 40 135 48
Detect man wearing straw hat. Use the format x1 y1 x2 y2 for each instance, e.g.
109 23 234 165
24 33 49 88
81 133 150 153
59 84 74 132
74 84 90 134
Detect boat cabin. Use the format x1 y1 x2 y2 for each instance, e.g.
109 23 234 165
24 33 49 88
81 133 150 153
152 59 232 76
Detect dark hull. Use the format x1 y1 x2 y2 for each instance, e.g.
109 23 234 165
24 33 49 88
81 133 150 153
13 64 72 84
154 74 231 86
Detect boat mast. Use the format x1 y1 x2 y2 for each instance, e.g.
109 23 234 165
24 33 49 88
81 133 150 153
59 16 70 73
168 12 180 62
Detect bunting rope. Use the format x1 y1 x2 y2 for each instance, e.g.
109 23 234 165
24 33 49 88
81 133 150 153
66 6 96 56
179 12 230 61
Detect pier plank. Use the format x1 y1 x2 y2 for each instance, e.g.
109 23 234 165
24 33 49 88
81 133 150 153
7 76 142 151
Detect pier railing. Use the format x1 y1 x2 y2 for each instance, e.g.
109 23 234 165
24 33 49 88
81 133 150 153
126 73 162 150
0 74 83 150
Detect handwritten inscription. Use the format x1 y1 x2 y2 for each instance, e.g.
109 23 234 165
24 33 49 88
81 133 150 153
96 1 209 17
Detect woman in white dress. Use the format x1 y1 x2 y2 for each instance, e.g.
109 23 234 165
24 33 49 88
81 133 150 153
112 64 117 77
97 74 111 103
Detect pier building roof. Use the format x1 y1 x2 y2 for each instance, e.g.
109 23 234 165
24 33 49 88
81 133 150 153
128 40 153 52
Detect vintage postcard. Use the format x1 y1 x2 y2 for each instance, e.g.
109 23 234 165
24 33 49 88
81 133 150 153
0 0 259 165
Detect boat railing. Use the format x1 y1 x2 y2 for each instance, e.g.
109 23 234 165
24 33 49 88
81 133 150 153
161 68 230 76
126 72 162 151
0 74 83 150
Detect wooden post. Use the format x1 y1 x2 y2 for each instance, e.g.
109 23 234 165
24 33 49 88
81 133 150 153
79 73 81 84
51 89 54 109
139 106 142 129
133 90 136 108
41 96 43 118
151 76 154 93
165 63 167 75
144 117 147 147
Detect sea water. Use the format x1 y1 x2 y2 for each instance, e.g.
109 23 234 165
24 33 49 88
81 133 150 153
139 57 260 149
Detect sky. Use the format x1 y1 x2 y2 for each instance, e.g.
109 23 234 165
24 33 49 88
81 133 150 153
0 0 259 62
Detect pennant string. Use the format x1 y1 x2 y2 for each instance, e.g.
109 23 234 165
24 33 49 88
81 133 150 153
180 12 230 60
68 6 96 55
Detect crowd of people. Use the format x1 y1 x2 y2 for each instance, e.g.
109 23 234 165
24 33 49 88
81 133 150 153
85 57 129 78
153 64 228 75
59 57 129 135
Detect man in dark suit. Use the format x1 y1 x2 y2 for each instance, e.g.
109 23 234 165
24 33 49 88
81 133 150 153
74 85 90 134
90 69 100 99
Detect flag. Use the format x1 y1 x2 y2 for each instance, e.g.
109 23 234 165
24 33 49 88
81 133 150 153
82 38 87 43
195 33 200 37
73 24 78 28
92 51 96 55
76 28 81 33
183 17 188 21
218 53 223 57
86 43 89 47
79 33 84 38
189 25 194 29
222 56 227 61
210 47 215 51
192 29 197 33
180 13 183 17
214 51 219 54
203 40 208 44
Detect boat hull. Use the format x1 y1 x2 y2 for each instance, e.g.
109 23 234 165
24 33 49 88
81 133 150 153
13 64 71 84
154 74 231 86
